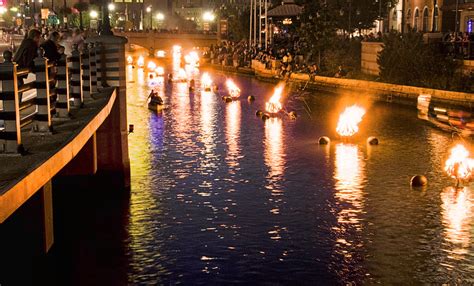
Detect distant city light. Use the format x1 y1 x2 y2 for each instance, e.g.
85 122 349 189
0 7 6 15
156 12 164 21
108 3 115 11
203 11 215 22
146 6 152 13
90 10 98 19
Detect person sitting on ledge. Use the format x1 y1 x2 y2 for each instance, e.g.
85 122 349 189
334 65 347 78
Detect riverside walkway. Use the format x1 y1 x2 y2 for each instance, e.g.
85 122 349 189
0 34 130 254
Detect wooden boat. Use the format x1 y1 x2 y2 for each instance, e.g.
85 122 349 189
147 91 166 112
417 94 474 136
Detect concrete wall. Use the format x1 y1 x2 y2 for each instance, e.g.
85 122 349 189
361 42 384 76
250 63 473 106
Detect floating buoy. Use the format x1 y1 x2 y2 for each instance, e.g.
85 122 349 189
261 113 270 121
288 111 297 119
224 96 233 103
318 136 330 145
248 95 255 102
367 136 379 145
410 175 428 188
256 110 263 117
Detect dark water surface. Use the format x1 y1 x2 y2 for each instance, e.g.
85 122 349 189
123 63 473 284
1 59 473 285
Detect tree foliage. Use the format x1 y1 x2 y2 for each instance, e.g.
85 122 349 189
378 31 460 90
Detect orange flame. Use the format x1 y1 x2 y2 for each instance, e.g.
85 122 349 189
265 85 283 114
201 72 213 90
185 51 200 66
226 79 241 98
336 105 366 137
147 61 157 71
137 56 145 68
444 144 474 181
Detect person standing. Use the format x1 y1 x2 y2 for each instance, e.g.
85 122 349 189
13 29 41 70
41 31 62 64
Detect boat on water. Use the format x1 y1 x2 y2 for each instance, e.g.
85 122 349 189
417 94 474 136
148 90 166 112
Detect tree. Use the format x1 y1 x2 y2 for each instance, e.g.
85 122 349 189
378 31 459 89
298 0 339 63
73 1 89 30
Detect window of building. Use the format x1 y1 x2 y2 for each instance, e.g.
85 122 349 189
433 6 439 32
422 7 429 32
406 9 412 30
414 9 419 31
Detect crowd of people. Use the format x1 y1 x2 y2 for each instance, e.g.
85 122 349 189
11 27 89 70
204 39 345 81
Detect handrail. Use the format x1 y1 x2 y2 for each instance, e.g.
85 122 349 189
0 42 106 154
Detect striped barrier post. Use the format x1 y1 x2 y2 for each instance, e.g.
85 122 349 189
32 48 53 133
55 53 70 118
70 44 83 107
89 42 98 94
81 44 92 100
0 51 23 154
94 42 103 90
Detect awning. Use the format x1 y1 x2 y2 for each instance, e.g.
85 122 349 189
267 3 303 18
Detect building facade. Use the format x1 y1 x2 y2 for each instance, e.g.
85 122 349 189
388 0 443 33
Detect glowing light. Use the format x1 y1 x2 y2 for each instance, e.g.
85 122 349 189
201 72 213 92
147 61 157 71
156 13 165 21
156 50 166 58
173 45 182 54
137 56 145 68
336 105 366 137
226 79 241 99
108 3 115 11
265 85 284 114
155 66 165 76
184 51 200 67
177 68 187 82
127 55 133 64
444 144 474 182
203 11 215 22
89 10 98 19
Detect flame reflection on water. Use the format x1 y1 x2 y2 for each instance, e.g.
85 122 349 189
225 101 241 170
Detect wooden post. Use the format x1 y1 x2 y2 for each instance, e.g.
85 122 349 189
40 180 54 253
89 43 98 94
55 53 70 118
70 44 83 107
81 44 92 100
32 48 53 133
0 50 23 154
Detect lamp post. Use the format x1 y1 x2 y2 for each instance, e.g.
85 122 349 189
203 11 215 33
455 0 459 34
100 0 112 35
146 5 151 30
156 12 164 30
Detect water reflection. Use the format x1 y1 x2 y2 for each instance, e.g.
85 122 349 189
441 187 473 258
225 101 241 170
199 89 217 173
137 68 145 86
264 118 285 189
332 143 366 280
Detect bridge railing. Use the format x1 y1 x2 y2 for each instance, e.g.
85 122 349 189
0 41 111 155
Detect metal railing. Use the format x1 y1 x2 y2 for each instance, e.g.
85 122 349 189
0 42 105 155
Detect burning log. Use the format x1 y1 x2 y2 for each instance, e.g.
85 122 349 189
336 105 366 138
444 144 474 186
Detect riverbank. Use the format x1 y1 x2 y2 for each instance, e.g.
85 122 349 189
202 62 473 108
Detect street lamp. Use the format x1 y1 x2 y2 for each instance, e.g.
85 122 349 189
156 12 164 30
38 0 43 9
108 3 115 12
203 11 215 33
90 10 98 19
146 5 152 29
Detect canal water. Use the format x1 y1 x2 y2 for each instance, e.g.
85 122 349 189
120 57 473 284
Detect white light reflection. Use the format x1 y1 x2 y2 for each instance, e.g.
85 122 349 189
137 67 145 86
225 101 241 171
264 118 285 187
441 187 473 258
332 143 366 264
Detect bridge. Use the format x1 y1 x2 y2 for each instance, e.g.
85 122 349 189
0 35 130 254
116 31 219 50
